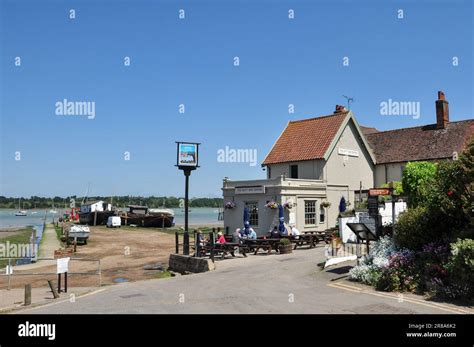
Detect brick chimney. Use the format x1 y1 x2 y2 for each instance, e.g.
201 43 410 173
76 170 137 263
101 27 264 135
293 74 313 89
334 105 347 114
435 91 449 129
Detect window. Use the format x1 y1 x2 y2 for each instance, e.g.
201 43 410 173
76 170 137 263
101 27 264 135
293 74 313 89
290 165 298 178
400 165 406 177
245 202 259 227
319 205 325 223
304 201 316 225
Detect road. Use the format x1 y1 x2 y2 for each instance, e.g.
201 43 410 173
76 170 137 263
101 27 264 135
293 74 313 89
17 246 473 314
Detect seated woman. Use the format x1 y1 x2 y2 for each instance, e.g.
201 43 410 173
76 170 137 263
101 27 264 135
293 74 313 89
216 231 226 244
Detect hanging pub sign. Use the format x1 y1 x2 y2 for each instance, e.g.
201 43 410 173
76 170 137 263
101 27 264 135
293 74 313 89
176 142 200 170
369 188 392 196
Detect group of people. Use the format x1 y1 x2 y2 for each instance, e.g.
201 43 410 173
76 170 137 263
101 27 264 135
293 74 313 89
196 221 301 249
269 224 300 239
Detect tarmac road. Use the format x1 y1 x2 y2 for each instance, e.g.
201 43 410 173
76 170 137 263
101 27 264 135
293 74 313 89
16 246 473 314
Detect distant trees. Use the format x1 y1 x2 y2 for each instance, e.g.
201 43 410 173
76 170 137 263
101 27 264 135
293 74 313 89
0 195 223 209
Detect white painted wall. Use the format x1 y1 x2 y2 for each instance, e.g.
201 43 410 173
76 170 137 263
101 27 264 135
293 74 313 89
268 160 324 180
374 163 406 187
325 121 374 194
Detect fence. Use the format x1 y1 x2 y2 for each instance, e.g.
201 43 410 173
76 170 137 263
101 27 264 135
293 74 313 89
174 227 226 256
0 257 101 290
326 242 369 259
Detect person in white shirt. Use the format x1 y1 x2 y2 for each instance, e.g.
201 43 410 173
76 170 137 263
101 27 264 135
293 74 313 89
290 224 300 239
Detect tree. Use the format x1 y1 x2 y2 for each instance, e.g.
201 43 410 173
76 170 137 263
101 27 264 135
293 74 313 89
402 161 437 207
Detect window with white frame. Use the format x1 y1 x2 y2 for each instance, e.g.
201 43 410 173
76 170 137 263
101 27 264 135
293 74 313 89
304 200 316 225
245 202 259 227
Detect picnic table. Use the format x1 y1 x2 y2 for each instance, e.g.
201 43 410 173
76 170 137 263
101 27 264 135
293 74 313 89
241 238 281 255
196 242 241 259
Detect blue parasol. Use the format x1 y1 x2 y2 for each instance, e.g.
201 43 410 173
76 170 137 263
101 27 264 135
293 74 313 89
243 207 250 235
339 196 347 213
278 204 286 234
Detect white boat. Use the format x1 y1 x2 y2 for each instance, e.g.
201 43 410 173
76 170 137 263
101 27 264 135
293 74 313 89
68 225 90 244
15 198 27 216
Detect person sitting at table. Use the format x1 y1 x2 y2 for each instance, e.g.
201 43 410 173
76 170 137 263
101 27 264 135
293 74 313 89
269 226 280 239
247 227 257 240
290 224 301 239
233 228 242 242
197 229 206 246
216 231 226 244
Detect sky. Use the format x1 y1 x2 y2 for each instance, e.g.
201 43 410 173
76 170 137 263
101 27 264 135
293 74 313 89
0 0 472 198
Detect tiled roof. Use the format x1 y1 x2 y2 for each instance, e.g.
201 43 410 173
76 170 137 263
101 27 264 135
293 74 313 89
363 120 474 164
262 112 348 165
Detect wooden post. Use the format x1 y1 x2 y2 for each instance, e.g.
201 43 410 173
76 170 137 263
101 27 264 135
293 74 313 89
93 210 98 226
183 231 189 255
64 272 68 293
58 274 61 293
210 231 215 262
175 232 179 254
24 284 31 306
48 280 60 299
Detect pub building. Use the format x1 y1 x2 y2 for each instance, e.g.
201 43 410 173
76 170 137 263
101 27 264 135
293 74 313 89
222 91 474 236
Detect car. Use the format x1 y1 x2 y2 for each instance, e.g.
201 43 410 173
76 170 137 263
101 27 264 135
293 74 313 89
107 216 121 228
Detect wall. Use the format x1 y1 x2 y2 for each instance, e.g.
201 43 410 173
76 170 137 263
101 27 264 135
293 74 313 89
325 120 374 202
268 160 324 180
374 163 406 187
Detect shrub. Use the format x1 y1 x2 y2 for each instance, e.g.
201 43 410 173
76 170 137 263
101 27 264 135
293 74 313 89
279 238 291 246
349 264 381 285
375 250 419 292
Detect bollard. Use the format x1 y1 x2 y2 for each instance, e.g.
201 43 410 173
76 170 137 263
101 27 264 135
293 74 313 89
48 280 60 299
183 231 190 256
24 284 32 306
175 232 179 254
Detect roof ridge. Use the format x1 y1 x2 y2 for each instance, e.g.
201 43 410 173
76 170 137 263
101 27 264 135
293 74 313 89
366 119 474 135
288 111 348 124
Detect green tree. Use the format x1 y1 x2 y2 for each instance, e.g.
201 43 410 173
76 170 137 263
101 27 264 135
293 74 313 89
402 161 437 207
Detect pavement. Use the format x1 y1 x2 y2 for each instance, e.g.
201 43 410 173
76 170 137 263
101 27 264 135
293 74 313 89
11 246 473 314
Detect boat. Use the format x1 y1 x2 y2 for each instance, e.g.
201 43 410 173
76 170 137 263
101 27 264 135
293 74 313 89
120 205 175 228
15 198 27 216
67 225 90 244
49 202 58 214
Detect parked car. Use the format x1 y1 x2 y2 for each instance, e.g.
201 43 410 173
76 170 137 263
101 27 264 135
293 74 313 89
107 216 121 228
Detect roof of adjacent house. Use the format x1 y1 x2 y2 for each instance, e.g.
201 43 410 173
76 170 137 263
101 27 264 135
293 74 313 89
262 111 349 165
362 120 474 164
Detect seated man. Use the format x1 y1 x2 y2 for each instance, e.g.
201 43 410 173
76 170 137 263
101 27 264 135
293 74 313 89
248 228 257 240
290 224 301 239
269 226 280 239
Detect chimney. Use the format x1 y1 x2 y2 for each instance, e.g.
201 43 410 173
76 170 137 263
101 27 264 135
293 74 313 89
435 91 449 129
334 105 347 114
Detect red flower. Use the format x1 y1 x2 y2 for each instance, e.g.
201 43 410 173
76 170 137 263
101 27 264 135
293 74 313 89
447 191 453 196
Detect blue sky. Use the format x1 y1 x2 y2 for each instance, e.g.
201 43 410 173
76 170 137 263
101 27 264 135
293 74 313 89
1 0 472 198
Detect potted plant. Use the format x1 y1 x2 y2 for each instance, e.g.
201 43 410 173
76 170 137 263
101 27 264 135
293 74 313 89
279 237 293 254
320 201 331 208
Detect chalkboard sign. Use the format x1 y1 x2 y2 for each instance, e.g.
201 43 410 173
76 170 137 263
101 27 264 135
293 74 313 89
368 196 378 217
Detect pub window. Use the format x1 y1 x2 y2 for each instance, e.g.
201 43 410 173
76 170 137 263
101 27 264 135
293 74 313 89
290 165 298 179
245 202 259 227
304 200 316 225
319 205 325 223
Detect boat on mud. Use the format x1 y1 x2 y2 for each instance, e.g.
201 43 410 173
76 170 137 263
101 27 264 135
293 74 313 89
120 205 175 228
